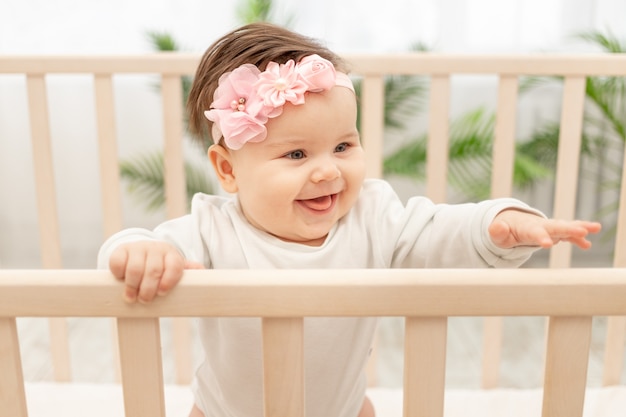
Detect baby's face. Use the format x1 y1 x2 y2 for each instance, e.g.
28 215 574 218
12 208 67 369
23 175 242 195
221 86 365 246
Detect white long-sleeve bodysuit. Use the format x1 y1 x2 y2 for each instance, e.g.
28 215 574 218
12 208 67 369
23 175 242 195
98 179 541 417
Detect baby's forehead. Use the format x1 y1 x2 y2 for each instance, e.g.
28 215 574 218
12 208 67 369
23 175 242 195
263 122 359 151
290 86 357 109
271 88 357 122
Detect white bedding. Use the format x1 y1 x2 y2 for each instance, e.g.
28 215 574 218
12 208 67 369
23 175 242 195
25 383 626 417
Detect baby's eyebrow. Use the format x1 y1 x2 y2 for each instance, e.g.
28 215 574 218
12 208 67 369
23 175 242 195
266 130 360 149
264 139 308 150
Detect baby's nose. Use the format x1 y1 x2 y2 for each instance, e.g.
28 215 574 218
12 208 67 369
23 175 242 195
311 159 341 183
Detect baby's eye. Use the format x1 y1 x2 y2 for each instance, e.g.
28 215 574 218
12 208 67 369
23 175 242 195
285 149 306 160
334 142 350 153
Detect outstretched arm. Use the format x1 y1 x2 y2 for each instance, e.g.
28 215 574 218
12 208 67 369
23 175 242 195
489 208 602 250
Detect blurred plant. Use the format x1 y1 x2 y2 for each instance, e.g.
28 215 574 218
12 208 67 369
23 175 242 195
517 30 625 177
120 151 213 212
118 32 212 213
383 30 625 206
237 0 272 24
146 31 193 105
353 73 428 138
510 30 625 245
384 108 551 200
236 0 294 26
352 43 430 162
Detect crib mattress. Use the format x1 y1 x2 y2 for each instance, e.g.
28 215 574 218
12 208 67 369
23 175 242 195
24 383 626 417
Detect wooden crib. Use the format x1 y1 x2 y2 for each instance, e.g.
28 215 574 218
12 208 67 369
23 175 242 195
1 53 626 417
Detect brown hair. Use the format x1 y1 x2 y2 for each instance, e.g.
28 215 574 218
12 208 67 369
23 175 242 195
186 22 348 147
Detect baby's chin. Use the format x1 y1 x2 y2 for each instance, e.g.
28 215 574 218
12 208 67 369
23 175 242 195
271 230 330 247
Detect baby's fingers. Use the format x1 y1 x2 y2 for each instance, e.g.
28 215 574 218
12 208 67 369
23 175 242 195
561 221 601 249
155 252 187 297
108 247 130 281
135 250 167 304
542 220 602 249
578 220 602 235
122 248 151 303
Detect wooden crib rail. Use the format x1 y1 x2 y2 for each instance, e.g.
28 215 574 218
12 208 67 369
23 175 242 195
2 53 626 390
4 269 626 317
1 268 626 417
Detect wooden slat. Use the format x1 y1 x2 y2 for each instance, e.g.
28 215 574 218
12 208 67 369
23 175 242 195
160 74 193 384
0 318 28 417
612 140 626 269
542 316 592 417
47 318 71 381
481 75 519 389
26 75 63 270
26 74 72 382
426 75 451 203
171 317 193 384
93 73 124 382
549 75 587 268
603 316 626 385
403 317 447 417
603 139 626 385
117 318 166 417
161 74 187 219
262 318 304 417
481 316 503 389
94 74 123 238
360 75 385 178
358 75 386 386
490 74 519 198
541 76 586 392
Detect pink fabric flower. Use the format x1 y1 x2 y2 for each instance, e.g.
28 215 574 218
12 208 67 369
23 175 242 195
205 108 267 150
209 64 265 116
297 54 337 92
204 54 354 150
256 60 309 107
204 64 269 150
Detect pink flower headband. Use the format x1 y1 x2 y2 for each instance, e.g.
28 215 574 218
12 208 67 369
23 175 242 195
204 54 354 150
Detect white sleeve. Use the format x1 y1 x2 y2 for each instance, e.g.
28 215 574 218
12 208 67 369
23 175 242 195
97 228 161 269
391 197 545 268
353 180 545 269
96 215 200 269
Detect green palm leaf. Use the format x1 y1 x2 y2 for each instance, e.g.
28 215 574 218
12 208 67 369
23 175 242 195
354 73 427 136
237 0 272 23
120 151 212 213
146 31 193 109
385 30 624 204
577 30 626 53
384 108 551 200
384 75 428 130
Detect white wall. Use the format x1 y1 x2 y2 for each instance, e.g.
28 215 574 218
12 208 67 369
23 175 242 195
1 0 624 267
3 0 625 55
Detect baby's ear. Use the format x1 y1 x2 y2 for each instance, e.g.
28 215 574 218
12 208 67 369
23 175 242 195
208 144 238 193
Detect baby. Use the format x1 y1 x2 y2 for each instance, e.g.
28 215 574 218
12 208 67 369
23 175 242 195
98 23 601 417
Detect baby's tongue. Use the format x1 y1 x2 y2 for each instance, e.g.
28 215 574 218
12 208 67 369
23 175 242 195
302 195 332 211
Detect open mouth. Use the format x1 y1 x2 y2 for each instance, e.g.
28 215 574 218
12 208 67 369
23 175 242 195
297 194 337 212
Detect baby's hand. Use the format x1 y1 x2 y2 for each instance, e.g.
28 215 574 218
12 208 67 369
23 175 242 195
109 241 202 303
489 209 602 250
